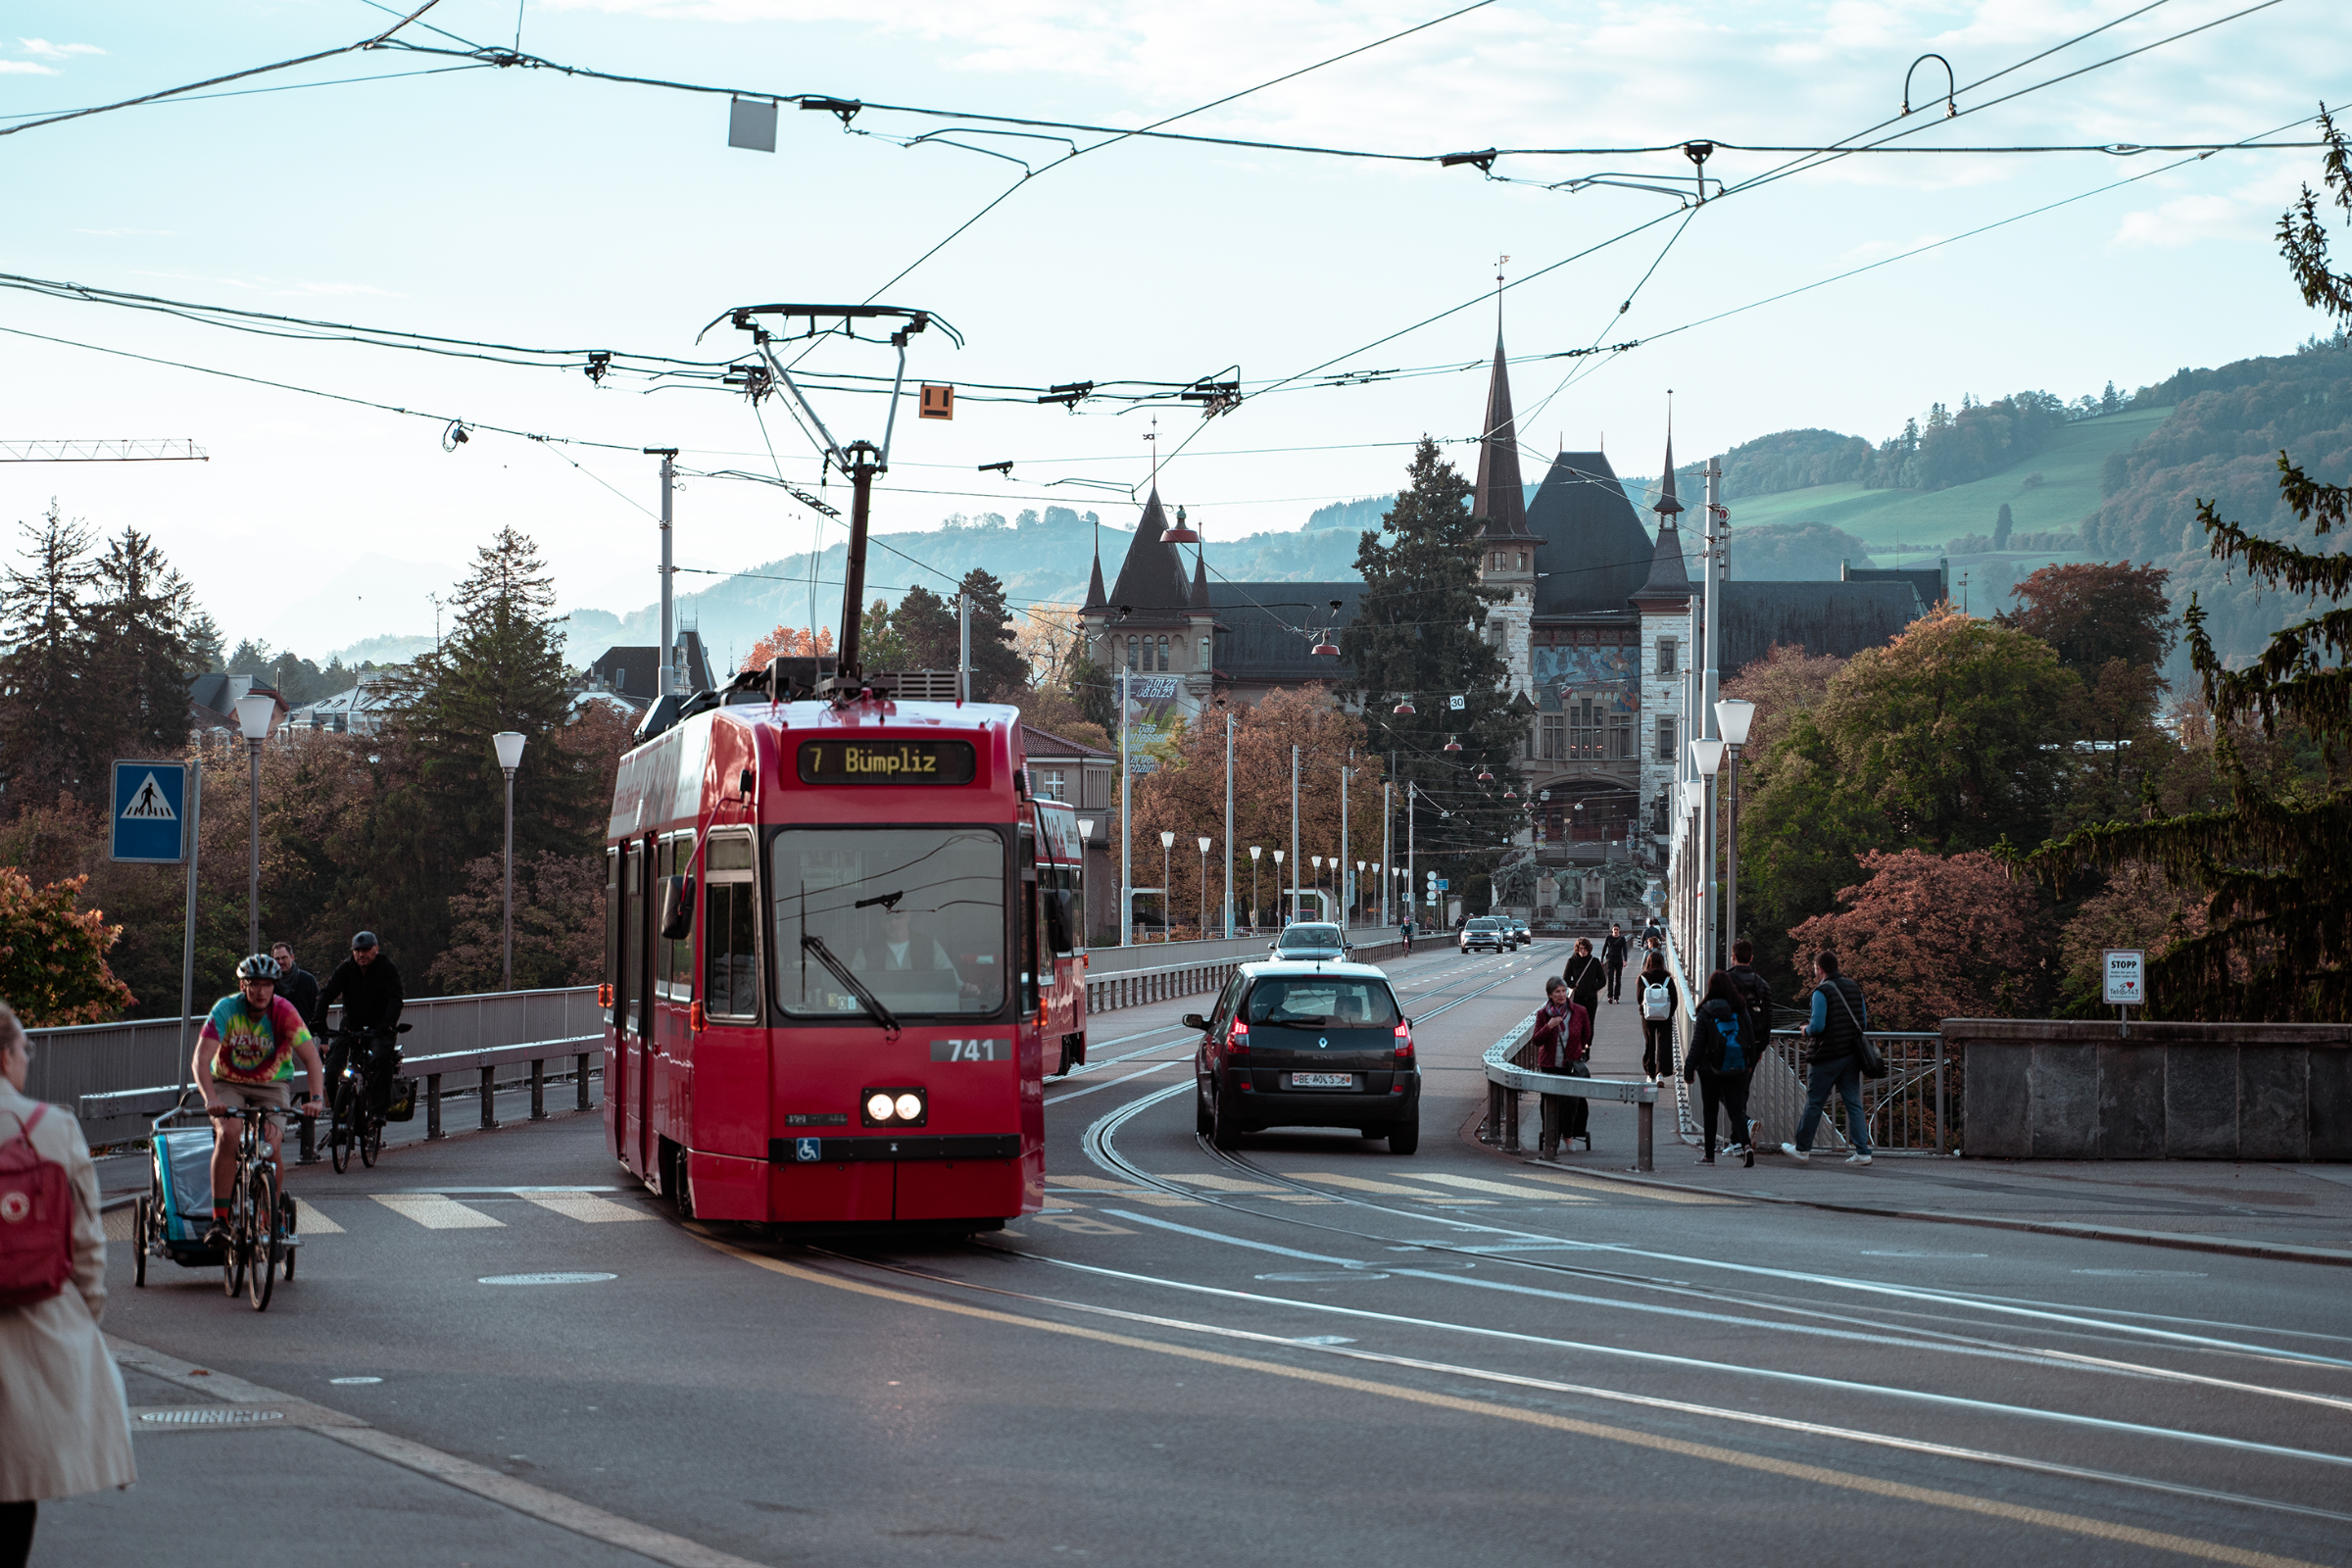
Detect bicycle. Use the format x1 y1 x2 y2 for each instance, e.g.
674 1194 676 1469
321 1023 408 1173
205 1102 301 1310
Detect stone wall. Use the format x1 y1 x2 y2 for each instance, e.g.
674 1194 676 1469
1949 1019 2352 1161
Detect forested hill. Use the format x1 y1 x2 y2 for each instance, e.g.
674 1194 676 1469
2083 336 2352 663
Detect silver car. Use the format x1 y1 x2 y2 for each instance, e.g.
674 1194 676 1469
1268 922 1351 963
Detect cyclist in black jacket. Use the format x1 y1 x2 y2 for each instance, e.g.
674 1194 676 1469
318 931 405 1112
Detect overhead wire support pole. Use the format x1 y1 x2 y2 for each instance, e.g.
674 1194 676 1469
646 448 678 695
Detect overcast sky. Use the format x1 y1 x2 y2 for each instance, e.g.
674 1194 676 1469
2 0 2342 657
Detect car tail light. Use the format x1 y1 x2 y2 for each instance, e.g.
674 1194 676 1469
1394 1022 1414 1062
1227 1020 1250 1055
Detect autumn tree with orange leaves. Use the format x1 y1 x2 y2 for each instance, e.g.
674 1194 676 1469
0 868 134 1025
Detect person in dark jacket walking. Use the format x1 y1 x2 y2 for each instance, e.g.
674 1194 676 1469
1633 950 1678 1080
318 931 405 1112
1782 949 1873 1164
1560 938 1606 1019
1687 970 1759 1165
269 942 320 1026
1599 924 1629 1003
1726 938 1771 1028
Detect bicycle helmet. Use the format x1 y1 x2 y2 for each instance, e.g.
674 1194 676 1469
235 953 282 982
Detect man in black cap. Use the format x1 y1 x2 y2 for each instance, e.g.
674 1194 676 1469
318 931 405 1111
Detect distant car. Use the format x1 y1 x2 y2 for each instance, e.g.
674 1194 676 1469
1186 960 1419 1152
1460 917 1508 954
1268 922 1350 962
1508 919 1533 948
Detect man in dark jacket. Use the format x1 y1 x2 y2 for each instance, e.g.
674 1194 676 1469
1726 938 1772 1026
269 942 320 1027
1599 924 1629 1004
318 931 405 1112
1782 948 1873 1165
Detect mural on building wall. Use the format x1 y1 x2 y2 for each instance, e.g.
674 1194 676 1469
1532 645 1640 711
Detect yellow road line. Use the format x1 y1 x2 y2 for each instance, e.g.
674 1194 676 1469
694 1234 2324 1568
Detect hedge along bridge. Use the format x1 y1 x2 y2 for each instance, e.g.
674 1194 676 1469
32 929 1413 1145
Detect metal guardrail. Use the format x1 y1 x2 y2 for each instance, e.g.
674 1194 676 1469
1751 1028 1952 1154
1083 938 1409 1015
38 985 604 1142
1480 1012 1659 1169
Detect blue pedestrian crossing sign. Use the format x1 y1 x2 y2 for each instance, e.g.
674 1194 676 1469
111 760 188 863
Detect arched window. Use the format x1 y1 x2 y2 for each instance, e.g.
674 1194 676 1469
1126 636 1138 670
1157 636 1170 669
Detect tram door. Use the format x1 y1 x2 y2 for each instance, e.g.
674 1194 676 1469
621 839 648 1174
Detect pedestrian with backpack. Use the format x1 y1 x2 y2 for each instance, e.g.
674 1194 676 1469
1782 949 1876 1166
1687 971 1759 1166
0 1002 137 1568
1635 952 1679 1081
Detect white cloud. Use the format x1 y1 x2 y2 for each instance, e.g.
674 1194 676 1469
73 226 177 237
0 59 57 74
19 38 106 59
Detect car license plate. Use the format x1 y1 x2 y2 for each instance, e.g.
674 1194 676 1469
1292 1072 1353 1089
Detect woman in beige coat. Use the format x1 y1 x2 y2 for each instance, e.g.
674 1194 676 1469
0 1001 136 1567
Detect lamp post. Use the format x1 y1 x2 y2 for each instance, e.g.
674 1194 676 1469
233 693 276 956
493 731 526 990
1713 698 1755 965
1220 699 1235 938
1198 835 1211 937
1078 817 1096 944
1159 830 1175 942
1690 736 1727 970
1310 855 1323 920
1272 849 1286 925
1356 860 1366 924
1249 845 1262 933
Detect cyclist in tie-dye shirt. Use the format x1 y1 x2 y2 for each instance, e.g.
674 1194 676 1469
193 953 325 1249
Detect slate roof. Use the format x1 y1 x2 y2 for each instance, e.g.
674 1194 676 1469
1717 581 1924 676
589 632 716 704
1634 516 1692 607
1208 583 1362 684
1104 489 1193 619
1472 335 1532 540
1842 561 1949 609
1022 723 1114 760
188 673 286 730
1527 451 1658 617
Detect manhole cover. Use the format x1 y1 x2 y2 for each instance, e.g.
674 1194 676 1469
479 1272 617 1286
141 1408 284 1425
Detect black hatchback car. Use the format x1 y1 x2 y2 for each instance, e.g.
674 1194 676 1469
1187 961 1420 1153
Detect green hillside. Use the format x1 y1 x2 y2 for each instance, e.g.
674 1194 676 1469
1724 406 2171 567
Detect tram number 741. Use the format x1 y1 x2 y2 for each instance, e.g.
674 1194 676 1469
930 1038 1006 1062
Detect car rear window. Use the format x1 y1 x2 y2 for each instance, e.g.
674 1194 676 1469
1245 977 1400 1028
1279 926 1343 948
1468 919 1500 930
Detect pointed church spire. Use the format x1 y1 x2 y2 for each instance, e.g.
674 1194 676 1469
1472 333 1531 540
1084 546 1106 612
1654 432 1685 519
1189 544 1211 612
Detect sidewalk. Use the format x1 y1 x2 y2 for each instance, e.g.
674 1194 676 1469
1517 968 2352 1266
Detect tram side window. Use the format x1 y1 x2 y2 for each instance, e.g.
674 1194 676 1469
603 848 621 1024
622 842 646 1034
703 834 758 1019
659 835 695 997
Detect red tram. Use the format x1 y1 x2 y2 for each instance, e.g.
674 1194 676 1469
601 693 1088 1227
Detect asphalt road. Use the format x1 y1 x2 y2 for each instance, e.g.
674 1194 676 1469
53 941 2352 1568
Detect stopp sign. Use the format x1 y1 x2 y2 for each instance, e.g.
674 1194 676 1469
2103 949 2145 1006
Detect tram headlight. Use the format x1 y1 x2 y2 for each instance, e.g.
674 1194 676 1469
861 1087 929 1127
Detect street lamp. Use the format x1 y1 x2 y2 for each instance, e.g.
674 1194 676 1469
493 731 526 990
1272 849 1286 925
1356 859 1366 923
1249 845 1262 933
1159 830 1175 942
1690 737 1726 968
1713 698 1755 968
233 692 276 956
1198 835 1211 937
1311 855 1323 919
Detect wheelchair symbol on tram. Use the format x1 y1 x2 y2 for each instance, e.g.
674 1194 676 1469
794 1138 822 1162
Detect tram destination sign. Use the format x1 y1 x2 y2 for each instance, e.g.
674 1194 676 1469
799 738 978 785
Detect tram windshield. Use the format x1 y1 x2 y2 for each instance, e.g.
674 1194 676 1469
771 827 1006 1018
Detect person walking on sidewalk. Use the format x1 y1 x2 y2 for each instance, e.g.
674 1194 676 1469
0 1001 137 1568
1600 923 1629 1004
1687 971 1759 1166
1561 938 1606 1021
1529 976 1593 1151
1635 950 1679 1081
1782 949 1874 1166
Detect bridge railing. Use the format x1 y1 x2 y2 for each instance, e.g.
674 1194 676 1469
1479 1012 1660 1170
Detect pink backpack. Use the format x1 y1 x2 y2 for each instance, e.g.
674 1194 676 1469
0 1103 73 1307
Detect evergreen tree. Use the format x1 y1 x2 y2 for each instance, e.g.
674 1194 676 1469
84 526 202 767
1065 641 1116 733
890 585 959 669
2029 113 2352 1019
858 598 908 669
1338 437 1525 903
380 528 593 958
956 567 1028 701
0 504 99 807
1993 502 2014 551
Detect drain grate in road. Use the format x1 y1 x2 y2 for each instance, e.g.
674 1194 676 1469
140 1408 285 1426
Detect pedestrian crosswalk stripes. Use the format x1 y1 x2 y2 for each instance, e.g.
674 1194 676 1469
519 1192 650 1224
292 1197 345 1234
1407 1172 1598 1203
371 1194 505 1229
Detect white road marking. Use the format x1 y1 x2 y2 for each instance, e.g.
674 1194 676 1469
520 1192 650 1224
292 1198 345 1234
1408 1172 1597 1203
372 1194 504 1229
